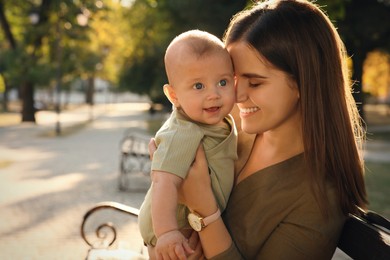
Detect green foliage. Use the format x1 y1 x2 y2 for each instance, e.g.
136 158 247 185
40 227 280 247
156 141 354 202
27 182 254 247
338 0 390 53
0 74 4 93
316 0 348 20
1 0 388 115
0 0 107 89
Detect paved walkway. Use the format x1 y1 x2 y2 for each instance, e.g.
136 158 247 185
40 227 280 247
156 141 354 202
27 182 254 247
0 103 389 260
0 103 161 259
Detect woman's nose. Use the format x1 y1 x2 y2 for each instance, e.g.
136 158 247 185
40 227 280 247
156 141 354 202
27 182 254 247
235 82 247 103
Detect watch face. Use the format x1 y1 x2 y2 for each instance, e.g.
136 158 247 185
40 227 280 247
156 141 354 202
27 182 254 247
188 213 202 231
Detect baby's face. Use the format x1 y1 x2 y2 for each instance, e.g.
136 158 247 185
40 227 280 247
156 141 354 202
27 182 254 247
169 51 235 125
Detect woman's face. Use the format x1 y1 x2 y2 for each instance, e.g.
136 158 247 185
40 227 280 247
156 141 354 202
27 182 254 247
227 42 301 135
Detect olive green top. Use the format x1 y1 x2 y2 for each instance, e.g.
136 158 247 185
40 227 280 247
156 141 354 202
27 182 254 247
211 153 346 260
138 109 237 246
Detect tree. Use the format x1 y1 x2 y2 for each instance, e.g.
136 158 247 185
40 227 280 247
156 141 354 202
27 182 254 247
84 0 134 97
0 0 105 122
363 51 390 100
341 0 390 118
0 0 53 121
0 0 16 111
319 0 390 119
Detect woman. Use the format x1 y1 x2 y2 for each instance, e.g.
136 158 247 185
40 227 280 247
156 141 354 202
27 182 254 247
179 0 367 259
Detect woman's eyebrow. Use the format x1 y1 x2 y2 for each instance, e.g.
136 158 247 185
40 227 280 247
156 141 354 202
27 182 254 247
241 73 267 79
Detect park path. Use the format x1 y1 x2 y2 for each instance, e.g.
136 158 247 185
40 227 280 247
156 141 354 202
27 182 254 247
0 103 158 259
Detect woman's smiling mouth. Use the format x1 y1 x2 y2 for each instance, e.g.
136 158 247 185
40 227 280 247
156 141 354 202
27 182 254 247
239 107 260 114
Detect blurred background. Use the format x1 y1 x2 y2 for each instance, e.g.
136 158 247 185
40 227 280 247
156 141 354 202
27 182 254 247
0 0 389 121
0 0 389 259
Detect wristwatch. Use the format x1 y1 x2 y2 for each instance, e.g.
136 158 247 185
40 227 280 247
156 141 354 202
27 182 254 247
187 208 221 232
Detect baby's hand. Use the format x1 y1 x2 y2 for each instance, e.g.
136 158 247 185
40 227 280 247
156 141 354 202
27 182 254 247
155 230 194 260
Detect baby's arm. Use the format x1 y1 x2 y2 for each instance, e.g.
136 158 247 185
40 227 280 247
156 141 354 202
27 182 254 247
151 170 193 259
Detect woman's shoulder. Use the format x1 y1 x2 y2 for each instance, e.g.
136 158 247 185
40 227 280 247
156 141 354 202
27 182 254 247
225 168 345 259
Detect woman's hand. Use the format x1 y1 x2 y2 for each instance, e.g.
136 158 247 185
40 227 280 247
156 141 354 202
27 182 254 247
179 145 217 215
187 231 205 260
149 138 157 160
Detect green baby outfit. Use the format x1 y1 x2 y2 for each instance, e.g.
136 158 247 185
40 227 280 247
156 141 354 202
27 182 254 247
138 109 237 246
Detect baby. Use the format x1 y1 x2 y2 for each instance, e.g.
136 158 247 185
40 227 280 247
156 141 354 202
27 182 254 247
138 29 237 259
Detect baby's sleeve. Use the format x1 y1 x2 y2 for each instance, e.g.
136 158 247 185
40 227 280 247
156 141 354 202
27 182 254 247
151 122 204 179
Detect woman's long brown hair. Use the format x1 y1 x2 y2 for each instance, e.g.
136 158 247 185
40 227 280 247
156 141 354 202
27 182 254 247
224 0 367 216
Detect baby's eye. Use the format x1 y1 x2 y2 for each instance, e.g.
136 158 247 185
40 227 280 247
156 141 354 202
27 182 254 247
218 79 227 87
193 83 204 90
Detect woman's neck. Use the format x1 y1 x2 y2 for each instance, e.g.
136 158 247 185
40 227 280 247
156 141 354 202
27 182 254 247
236 118 304 184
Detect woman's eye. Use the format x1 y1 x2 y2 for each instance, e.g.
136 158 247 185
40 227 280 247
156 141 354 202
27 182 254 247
249 82 261 88
218 79 227 87
193 83 204 90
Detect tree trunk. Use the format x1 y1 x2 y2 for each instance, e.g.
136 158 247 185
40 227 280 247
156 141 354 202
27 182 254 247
1 79 9 112
85 76 94 105
21 81 36 122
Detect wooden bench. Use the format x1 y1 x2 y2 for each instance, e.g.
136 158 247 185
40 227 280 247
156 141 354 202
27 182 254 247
81 201 390 259
337 209 390 259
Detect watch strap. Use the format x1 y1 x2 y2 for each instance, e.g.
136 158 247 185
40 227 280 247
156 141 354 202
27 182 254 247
202 208 221 227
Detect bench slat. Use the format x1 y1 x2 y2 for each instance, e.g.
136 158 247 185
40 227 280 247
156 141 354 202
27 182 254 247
337 212 390 260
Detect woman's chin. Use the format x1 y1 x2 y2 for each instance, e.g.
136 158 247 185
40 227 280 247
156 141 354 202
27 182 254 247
242 126 259 135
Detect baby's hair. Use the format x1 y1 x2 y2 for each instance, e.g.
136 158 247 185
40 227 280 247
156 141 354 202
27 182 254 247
166 29 226 59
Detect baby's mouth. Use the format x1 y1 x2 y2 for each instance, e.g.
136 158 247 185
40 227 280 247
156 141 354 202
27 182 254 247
204 106 220 112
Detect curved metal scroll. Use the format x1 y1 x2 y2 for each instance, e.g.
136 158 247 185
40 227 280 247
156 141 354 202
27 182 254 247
81 201 140 248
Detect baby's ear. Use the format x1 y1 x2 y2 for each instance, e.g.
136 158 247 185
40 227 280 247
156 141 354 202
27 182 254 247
163 84 178 107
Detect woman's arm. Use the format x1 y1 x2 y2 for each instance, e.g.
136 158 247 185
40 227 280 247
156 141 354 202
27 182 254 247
179 145 233 258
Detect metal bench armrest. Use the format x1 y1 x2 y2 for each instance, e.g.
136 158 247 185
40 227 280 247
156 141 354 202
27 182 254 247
81 201 139 248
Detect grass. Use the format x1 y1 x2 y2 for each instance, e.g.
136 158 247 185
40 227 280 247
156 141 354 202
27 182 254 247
365 161 390 218
366 131 390 142
364 104 390 219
